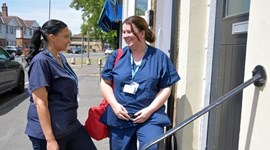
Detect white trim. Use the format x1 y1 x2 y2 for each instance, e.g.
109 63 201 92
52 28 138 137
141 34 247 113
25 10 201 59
122 0 136 48
200 0 217 149
155 0 172 56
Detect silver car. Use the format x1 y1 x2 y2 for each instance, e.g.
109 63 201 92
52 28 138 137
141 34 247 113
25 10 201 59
104 48 114 55
4 46 23 56
0 47 25 95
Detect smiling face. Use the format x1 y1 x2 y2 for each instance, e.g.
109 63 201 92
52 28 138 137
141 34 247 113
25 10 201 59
122 23 145 50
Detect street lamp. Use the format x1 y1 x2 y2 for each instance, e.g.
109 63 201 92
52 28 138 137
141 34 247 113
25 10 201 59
49 0 51 20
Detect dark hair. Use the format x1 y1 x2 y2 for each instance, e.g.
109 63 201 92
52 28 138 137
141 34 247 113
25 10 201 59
25 19 67 63
123 16 155 43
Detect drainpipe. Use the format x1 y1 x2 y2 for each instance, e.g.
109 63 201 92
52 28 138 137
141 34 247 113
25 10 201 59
166 0 179 149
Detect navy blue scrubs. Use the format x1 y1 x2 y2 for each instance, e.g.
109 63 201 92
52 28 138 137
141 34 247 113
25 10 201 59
25 50 96 150
101 45 180 149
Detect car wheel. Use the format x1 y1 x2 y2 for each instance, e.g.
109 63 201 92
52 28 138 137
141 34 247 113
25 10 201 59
13 72 25 94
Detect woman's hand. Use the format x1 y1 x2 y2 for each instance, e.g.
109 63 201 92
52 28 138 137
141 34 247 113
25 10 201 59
131 86 173 123
111 103 130 121
132 107 153 123
47 139 59 150
32 87 59 150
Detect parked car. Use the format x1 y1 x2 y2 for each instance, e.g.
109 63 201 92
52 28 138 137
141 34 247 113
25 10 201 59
0 47 25 95
66 48 73 53
104 48 114 55
69 47 85 54
4 46 23 56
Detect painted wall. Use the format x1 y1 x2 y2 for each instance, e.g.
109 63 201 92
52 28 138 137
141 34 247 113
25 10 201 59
238 1 270 149
5 18 17 45
0 25 4 37
175 0 208 149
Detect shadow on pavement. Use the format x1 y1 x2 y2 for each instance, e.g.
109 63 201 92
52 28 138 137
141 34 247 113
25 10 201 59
0 89 29 116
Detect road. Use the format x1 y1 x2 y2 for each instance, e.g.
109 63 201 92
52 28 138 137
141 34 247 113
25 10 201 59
64 52 105 58
0 53 109 150
14 51 105 63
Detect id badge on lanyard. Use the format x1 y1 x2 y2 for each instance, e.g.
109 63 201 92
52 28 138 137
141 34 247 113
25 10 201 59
123 82 139 94
123 54 141 95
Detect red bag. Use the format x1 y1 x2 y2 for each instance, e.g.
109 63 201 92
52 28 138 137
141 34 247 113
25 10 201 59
84 49 123 140
85 98 109 140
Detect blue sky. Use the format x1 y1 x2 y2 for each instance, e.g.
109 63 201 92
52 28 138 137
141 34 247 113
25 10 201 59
2 0 83 34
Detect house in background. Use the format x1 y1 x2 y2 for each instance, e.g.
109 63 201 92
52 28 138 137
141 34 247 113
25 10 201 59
69 34 102 52
0 16 17 46
0 3 98 54
0 3 39 49
17 19 39 49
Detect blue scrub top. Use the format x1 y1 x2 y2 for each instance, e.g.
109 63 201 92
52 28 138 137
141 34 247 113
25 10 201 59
100 45 180 129
25 50 81 139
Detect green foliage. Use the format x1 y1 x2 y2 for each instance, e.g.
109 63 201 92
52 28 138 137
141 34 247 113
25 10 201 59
70 0 118 49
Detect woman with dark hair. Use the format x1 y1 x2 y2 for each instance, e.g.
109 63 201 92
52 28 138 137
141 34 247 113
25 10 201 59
100 16 180 150
25 19 96 150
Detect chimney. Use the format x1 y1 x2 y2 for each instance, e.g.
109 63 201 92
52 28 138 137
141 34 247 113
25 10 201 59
2 3 8 17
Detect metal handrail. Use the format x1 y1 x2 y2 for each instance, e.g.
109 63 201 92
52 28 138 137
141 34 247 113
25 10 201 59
142 65 267 150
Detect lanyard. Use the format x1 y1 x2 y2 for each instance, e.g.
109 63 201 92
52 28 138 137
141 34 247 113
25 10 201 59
130 56 141 81
46 49 78 94
130 45 148 81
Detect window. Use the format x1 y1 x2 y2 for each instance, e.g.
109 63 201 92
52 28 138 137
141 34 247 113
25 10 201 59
0 25 1 33
9 26 13 34
225 0 250 17
135 0 148 16
30 29 33 36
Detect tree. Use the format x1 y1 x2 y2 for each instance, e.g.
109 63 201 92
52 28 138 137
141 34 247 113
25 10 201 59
70 0 118 50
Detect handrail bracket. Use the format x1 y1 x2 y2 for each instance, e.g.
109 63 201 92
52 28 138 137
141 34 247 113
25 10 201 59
252 65 267 87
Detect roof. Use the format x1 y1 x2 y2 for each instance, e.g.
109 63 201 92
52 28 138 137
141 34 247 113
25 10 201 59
1 16 12 24
25 20 38 27
0 16 38 28
11 16 28 27
0 3 39 28
72 34 82 38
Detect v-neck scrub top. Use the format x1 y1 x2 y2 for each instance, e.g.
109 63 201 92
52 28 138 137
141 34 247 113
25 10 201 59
25 50 81 139
100 45 180 129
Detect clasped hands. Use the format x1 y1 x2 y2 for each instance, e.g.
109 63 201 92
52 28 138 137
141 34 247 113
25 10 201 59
112 103 152 124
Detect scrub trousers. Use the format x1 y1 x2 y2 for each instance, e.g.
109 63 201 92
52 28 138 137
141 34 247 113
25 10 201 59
29 126 97 150
109 123 164 150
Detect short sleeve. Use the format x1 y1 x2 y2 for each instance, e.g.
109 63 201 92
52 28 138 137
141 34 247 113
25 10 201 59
28 58 51 93
159 55 180 88
101 50 118 81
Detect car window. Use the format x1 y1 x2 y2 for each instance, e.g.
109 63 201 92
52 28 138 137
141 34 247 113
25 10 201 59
0 48 9 61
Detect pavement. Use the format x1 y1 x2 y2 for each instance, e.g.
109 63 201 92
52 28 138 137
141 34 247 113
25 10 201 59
0 59 109 150
70 63 110 150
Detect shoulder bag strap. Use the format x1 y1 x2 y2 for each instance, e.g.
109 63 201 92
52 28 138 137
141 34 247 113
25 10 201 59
110 48 123 89
113 48 123 67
